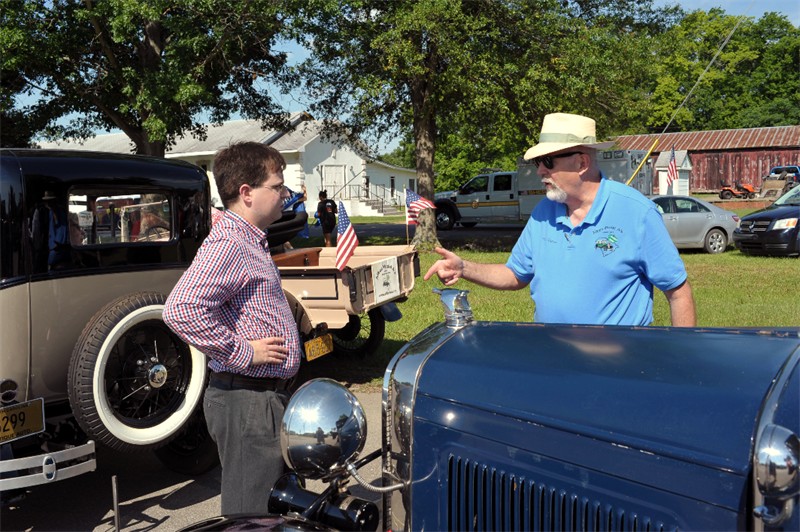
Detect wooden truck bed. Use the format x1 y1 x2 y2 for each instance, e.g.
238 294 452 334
274 245 419 330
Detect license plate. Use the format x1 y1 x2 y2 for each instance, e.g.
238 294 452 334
0 398 45 444
305 334 333 361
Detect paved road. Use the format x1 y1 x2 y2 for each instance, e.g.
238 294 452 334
1 391 383 531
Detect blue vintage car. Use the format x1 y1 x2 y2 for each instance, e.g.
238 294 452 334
255 289 800 532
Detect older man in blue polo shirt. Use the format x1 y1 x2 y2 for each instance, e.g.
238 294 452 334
424 113 696 326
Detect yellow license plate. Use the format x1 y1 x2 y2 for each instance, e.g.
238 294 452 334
0 398 45 444
305 334 333 361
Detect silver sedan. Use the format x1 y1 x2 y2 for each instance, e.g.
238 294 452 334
650 195 740 254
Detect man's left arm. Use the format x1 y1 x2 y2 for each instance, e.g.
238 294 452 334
664 280 696 327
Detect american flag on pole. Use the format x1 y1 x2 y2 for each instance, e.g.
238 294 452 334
405 189 435 225
335 201 358 271
666 146 678 189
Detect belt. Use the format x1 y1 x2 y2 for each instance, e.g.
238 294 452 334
209 371 291 392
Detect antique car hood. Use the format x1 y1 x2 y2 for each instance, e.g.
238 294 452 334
408 322 799 514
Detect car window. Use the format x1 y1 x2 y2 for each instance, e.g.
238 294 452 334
653 197 672 213
69 191 172 246
674 198 706 213
460 175 488 194
775 185 800 205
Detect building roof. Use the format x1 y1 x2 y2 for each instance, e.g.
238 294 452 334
613 125 800 152
654 149 691 169
37 112 319 157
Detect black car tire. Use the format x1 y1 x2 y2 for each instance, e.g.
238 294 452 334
704 228 727 254
68 292 207 452
436 207 456 231
332 308 386 359
153 406 220 475
719 190 733 200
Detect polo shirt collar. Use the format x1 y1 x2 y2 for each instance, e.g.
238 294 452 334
555 173 610 230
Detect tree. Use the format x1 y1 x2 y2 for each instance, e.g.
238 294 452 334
1 0 297 155
646 9 800 132
291 0 676 247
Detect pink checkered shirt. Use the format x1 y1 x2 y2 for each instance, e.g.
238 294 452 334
164 210 301 379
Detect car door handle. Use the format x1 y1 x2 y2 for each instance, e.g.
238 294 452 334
485 195 490 200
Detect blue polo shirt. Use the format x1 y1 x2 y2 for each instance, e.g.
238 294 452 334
506 178 687 325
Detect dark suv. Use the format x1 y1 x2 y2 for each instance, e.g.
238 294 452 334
734 184 800 257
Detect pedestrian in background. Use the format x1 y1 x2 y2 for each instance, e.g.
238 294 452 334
316 189 337 247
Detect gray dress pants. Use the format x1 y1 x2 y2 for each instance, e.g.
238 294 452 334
203 384 289 515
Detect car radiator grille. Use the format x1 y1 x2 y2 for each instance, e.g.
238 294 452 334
738 220 772 233
447 456 672 532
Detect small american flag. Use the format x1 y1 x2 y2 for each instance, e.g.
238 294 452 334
335 201 358 270
405 189 435 225
666 146 678 189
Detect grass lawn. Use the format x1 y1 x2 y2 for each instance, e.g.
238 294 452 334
292 221 799 390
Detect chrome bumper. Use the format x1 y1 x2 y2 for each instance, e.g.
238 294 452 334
0 440 96 491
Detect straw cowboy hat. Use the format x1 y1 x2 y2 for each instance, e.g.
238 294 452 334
524 113 615 161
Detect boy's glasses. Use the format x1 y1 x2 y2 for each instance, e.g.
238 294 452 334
531 151 582 169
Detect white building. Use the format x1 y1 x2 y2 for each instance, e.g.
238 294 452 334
38 112 416 216
654 150 692 196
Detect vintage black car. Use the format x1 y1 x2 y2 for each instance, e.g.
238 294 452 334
1 148 221 498
1 148 410 503
734 185 800 257
248 289 799 532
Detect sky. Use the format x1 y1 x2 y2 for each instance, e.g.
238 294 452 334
653 0 800 26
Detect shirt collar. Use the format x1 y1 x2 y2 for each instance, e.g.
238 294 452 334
223 210 270 247
556 173 609 230
582 174 609 227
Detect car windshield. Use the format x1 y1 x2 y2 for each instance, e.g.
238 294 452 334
775 186 800 206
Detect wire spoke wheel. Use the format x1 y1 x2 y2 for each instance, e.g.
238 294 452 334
68 292 206 452
332 308 385 359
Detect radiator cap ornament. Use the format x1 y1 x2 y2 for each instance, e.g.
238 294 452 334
433 288 474 328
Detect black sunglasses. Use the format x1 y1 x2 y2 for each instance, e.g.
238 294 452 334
531 151 582 169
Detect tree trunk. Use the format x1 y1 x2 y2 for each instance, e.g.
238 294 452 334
410 71 441 250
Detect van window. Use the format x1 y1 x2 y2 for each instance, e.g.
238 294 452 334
494 174 512 192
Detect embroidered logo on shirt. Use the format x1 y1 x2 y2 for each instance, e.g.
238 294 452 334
595 233 619 256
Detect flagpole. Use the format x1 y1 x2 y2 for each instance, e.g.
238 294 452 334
404 188 410 246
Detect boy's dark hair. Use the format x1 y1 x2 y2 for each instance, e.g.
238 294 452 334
214 142 286 208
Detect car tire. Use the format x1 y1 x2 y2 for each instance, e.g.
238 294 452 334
153 406 220 475
332 308 386 359
704 228 727 254
435 207 456 231
68 292 207 452
719 190 733 200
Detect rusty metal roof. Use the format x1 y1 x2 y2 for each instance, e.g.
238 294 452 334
613 125 800 152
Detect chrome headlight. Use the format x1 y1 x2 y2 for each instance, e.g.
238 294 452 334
281 378 367 480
